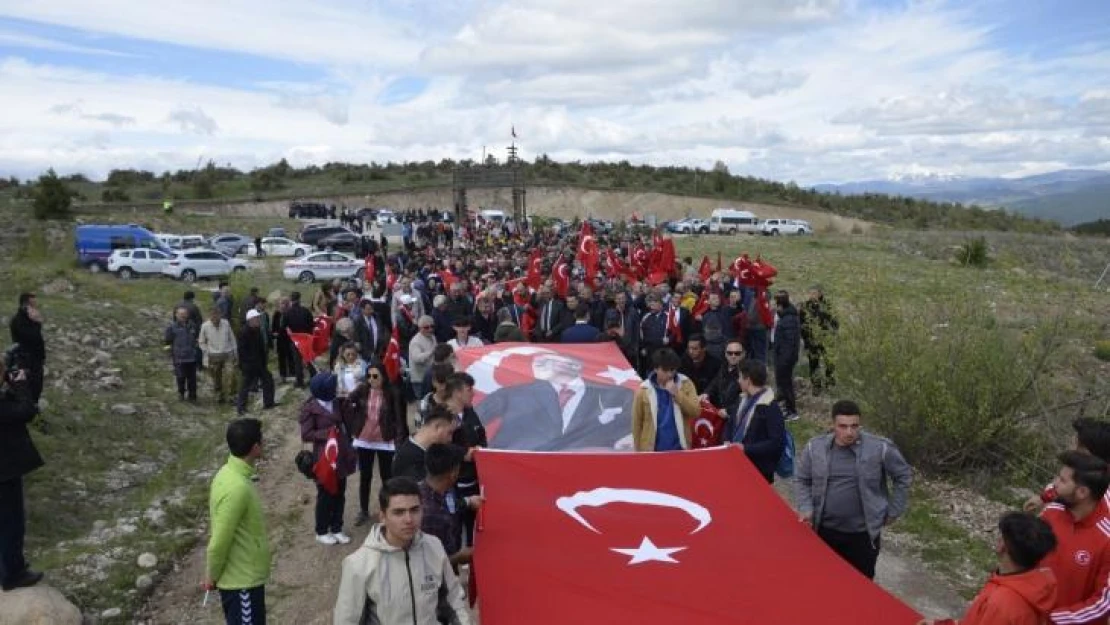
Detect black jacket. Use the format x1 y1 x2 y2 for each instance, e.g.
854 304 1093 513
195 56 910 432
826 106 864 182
534 299 572 342
773 305 801 365
703 363 741 409
679 354 722 395
9 308 45 364
237 326 268 372
343 383 408 445
451 406 487 493
0 379 42 481
284 302 314 334
725 391 786 483
354 313 388 362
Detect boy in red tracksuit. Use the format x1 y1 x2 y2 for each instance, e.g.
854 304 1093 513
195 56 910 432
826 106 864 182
1025 418 1110 514
918 512 1057 625
1039 451 1110 625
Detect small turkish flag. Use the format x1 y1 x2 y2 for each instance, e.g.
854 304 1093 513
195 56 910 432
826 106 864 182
383 326 402 383
364 255 376 284
473 447 921 624
525 248 544 290
697 255 713 283
313 427 340 496
551 254 570 299
690 398 724 448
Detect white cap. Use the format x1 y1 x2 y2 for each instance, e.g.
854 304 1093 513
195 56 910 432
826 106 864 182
246 309 262 321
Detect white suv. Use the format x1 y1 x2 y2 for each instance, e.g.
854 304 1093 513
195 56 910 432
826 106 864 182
162 249 249 282
107 248 174 280
760 219 812 236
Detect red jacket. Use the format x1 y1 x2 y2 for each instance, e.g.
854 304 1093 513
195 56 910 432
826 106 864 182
936 568 1056 625
1040 501 1110 624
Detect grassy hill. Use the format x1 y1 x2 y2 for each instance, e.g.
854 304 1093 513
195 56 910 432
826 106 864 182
0 158 1060 233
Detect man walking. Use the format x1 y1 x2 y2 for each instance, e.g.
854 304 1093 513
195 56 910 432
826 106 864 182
725 360 786 484
800 286 837 393
283 292 314 387
772 291 801 420
199 307 237 404
9 293 45 404
204 418 271 625
795 400 912 579
236 310 275 416
0 354 44 591
165 306 199 402
334 477 471 625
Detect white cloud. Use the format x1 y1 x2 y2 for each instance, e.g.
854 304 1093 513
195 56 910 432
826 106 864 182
0 30 134 57
1 1 1109 183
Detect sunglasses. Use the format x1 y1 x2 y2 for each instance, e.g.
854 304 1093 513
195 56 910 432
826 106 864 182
726 351 744 356
368 373 381 379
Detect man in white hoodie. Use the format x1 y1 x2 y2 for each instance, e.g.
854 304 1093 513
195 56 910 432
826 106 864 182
334 477 471 625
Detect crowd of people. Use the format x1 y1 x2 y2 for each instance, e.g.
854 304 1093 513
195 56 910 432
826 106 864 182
0 204 1105 625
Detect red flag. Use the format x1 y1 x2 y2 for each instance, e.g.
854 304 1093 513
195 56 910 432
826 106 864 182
288 315 332 364
755 288 775 329
551 255 570 299
364 254 376 284
697 255 712 283
312 427 341 496
386 265 397 292
631 243 649 278
383 326 402 383
525 248 544 290
442 267 459 290
472 447 921 625
691 398 725 448
691 290 709 320
577 222 599 287
665 303 684 343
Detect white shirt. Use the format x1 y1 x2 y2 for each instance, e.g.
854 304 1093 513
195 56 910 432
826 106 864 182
447 336 485 351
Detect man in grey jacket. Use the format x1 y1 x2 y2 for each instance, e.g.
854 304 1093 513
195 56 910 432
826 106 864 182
794 399 912 579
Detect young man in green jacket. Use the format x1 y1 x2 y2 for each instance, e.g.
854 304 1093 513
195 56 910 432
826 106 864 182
204 418 271 625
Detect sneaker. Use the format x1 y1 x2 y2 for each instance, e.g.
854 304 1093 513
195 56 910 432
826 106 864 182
315 533 338 546
785 412 800 422
354 511 370 526
331 532 352 545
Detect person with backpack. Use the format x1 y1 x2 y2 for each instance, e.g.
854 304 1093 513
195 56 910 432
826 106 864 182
794 399 913 580
724 359 786 484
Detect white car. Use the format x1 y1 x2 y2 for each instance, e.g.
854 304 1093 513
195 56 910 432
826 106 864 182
376 210 396 225
107 248 174 279
669 218 708 234
283 251 363 283
245 237 313 257
162 249 250 282
760 219 812 236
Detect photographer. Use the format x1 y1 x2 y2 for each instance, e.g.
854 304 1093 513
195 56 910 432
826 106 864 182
0 347 44 591
9 292 44 404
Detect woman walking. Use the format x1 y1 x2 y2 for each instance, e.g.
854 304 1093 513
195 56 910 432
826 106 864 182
298 373 355 546
332 343 365 398
343 362 408 526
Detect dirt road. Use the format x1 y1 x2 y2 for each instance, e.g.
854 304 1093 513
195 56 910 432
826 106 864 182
144 400 967 623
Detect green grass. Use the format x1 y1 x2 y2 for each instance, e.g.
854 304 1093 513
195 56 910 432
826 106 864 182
0 219 303 618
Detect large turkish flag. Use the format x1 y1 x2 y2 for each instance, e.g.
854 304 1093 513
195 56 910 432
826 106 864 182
473 446 921 625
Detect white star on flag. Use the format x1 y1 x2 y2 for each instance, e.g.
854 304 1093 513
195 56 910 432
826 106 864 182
611 536 687 565
598 365 639 386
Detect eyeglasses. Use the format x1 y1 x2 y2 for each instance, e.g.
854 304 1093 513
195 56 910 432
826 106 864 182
726 351 744 356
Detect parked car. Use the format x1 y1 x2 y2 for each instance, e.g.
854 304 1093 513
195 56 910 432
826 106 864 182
283 252 363 283
315 231 360 253
107 248 174 279
162 249 249 282
376 209 396 225
208 233 253 256
356 208 377 220
709 208 760 235
299 225 355 246
75 224 172 272
181 235 206 249
156 233 183 249
246 237 313 257
759 218 812 236
289 201 330 219
667 218 708 234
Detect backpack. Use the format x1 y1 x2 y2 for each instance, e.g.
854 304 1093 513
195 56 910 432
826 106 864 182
775 428 795 479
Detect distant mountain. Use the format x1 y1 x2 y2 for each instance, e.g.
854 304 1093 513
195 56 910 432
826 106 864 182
813 169 1110 226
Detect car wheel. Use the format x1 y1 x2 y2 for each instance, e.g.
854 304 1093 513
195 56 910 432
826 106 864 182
118 267 134 280
238 245 248 255
294 248 305 257
88 262 103 274
298 271 315 283
233 266 246 273
700 227 709 234
771 229 780 236
181 269 197 283
727 228 737 235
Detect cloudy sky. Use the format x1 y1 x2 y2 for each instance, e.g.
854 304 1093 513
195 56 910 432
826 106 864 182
1 0 1108 185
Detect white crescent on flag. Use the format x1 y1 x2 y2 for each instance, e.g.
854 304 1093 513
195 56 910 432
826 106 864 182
556 487 713 534
557 263 569 281
324 437 339 468
579 234 597 256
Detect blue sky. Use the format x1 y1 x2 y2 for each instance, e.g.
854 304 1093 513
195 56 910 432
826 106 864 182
0 0 1108 183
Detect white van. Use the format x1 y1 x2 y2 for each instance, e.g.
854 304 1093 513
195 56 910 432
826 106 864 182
479 209 507 223
156 233 183 249
709 208 760 235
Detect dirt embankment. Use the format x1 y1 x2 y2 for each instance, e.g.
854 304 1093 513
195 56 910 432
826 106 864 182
204 187 873 234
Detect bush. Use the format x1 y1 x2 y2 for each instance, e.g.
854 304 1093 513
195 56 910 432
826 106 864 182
32 169 73 220
1095 340 1110 362
957 236 989 267
829 291 1066 480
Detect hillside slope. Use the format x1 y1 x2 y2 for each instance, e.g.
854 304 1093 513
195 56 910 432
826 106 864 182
211 186 875 233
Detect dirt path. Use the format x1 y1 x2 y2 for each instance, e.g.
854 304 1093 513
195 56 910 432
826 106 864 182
145 399 967 623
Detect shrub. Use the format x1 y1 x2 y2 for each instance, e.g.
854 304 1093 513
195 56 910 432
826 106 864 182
958 236 989 267
829 290 1067 481
1095 340 1110 362
32 169 73 220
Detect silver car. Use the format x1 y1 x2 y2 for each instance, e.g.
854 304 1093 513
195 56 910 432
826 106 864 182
283 251 363 283
208 233 253 256
163 249 250 282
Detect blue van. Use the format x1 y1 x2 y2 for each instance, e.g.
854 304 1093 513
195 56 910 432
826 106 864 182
75 224 172 272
